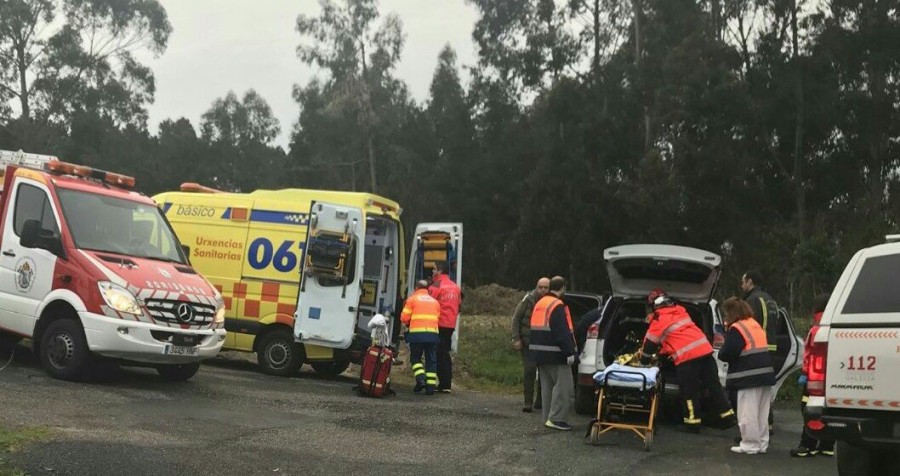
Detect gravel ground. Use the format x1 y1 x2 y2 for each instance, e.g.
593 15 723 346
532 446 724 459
0 348 837 476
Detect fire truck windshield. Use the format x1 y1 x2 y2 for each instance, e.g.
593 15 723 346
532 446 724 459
56 189 186 264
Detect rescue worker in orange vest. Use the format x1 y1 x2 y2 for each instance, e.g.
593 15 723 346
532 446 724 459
401 280 441 395
718 297 776 454
640 289 736 433
528 276 577 431
428 261 461 393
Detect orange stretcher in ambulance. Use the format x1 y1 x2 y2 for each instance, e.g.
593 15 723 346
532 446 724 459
154 184 462 377
0 150 226 381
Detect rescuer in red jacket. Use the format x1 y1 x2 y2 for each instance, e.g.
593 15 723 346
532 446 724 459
428 261 461 393
640 289 737 433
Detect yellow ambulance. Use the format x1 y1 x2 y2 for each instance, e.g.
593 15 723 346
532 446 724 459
153 184 463 377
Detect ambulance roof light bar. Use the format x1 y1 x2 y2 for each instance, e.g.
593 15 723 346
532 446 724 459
180 182 224 194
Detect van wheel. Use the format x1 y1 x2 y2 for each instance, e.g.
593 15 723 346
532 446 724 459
311 360 351 377
575 385 595 415
256 329 303 376
156 362 201 381
40 319 92 381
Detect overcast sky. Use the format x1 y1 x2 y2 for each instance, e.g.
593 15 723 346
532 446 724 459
143 0 480 149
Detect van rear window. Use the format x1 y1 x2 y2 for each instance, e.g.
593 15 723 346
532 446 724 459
841 254 900 314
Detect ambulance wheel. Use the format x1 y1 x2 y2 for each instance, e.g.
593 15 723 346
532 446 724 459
257 329 303 376
643 431 653 452
311 359 351 377
156 362 201 381
40 319 92 381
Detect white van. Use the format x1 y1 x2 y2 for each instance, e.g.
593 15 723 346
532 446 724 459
803 238 900 475
574 244 803 415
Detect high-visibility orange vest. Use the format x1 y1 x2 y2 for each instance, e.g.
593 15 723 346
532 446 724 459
400 289 441 344
726 317 775 388
644 304 712 365
529 295 574 333
527 295 577 360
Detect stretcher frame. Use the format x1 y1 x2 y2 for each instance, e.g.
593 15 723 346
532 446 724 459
588 368 661 451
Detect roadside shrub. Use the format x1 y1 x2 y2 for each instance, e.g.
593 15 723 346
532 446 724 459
461 284 526 316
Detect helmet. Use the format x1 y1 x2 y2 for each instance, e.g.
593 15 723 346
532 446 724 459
647 288 672 308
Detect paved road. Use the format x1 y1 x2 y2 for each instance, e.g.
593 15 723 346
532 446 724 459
0 348 837 476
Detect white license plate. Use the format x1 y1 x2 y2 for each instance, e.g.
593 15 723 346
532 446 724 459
164 344 199 356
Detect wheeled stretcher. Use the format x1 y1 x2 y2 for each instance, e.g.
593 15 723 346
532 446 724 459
588 363 661 451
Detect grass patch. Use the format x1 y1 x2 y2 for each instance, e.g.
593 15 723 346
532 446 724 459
0 426 52 453
0 425 52 476
455 315 521 394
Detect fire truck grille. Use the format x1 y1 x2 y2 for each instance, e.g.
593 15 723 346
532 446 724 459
144 299 216 325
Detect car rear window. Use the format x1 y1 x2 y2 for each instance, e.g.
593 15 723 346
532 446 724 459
841 253 900 314
613 258 712 284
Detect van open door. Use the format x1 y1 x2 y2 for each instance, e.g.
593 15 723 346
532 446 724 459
294 202 365 349
406 223 463 351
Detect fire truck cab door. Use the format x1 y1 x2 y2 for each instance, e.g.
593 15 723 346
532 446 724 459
406 223 463 351
294 202 365 349
0 178 62 336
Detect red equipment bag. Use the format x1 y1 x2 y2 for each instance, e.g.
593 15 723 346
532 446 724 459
359 345 393 397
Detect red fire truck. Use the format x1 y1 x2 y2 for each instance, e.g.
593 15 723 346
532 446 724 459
0 150 226 381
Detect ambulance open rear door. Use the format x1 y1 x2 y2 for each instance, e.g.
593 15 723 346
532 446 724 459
294 202 365 349
406 223 463 351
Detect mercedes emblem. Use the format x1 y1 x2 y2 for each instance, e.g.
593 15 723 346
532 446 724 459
176 303 194 323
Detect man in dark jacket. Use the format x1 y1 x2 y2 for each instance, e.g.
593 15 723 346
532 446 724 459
528 276 577 431
741 270 780 352
511 277 549 413
740 269 781 433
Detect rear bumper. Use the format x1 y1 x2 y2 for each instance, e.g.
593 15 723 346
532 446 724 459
81 311 226 364
805 403 900 449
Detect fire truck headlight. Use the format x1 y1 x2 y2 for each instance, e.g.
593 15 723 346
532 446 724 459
98 282 142 315
214 306 226 324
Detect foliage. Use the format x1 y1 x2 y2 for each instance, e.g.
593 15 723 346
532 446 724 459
4 0 900 317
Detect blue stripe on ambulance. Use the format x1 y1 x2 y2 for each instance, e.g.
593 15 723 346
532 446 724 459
161 202 172 213
220 208 308 226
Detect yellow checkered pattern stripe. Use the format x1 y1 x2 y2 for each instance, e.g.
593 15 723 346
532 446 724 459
213 278 299 324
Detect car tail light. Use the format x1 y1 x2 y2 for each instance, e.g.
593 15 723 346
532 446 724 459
806 341 828 397
586 323 599 340
806 419 825 431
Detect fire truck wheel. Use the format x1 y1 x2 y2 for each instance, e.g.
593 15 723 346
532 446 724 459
40 319 92 381
311 360 351 377
257 329 303 376
156 362 201 381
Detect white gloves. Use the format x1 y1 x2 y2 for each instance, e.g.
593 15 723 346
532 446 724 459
566 355 575 366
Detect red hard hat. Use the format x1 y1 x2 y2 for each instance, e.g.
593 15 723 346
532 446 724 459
647 288 667 307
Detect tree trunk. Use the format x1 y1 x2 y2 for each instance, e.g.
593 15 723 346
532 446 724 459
632 0 650 150
593 0 600 73
16 41 30 120
791 0 805 241
358 41 378 193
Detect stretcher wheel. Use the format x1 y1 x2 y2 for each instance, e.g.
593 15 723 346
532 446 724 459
643 431 653 452
590 425 600 445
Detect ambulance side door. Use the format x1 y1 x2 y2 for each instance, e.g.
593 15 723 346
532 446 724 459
406 223 463 351
294 202 365 349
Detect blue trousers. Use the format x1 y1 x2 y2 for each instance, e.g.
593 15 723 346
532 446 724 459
409 342 438 392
